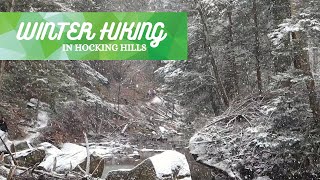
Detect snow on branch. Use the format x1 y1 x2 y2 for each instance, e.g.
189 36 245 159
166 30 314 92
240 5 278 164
269 16 320 47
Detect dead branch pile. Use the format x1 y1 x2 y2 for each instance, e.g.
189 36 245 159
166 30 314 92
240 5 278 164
206 95 267 128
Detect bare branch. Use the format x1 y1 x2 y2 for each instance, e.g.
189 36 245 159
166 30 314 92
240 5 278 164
83 132 90 177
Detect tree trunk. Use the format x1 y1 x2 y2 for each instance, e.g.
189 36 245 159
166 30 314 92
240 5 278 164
290 0 320 123
210 87 220 115
252 0 263 94
271 0 292 73
226 5 239 96
0 0 13 88
0 61 6 89
193 0 229 107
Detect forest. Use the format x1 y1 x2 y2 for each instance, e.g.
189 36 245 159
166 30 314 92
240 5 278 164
0 0 319 179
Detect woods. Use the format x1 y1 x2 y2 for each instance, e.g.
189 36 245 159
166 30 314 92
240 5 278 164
179 0 320 123
186 0 320 179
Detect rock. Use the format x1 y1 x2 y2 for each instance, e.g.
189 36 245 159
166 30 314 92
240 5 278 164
14 141 32 152
149 150 191 179
106 159 156 180
38 143 85 172
79 155 105 178
30 98 39 105
106 169 130 180
27 98 39 108
184 150 216 180
106 150 191 180
19 150 45 167
5 149 46 167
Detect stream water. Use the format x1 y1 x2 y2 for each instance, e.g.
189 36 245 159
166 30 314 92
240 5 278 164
100 148 166 178
101 134 193 178
101 164 136 178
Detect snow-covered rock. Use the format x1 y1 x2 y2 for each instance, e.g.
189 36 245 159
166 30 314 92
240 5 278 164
150 150 191 180
38 143 86 172
27 98 39 108
150 96 163 105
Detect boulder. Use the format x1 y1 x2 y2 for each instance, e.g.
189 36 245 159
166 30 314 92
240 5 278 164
107 159 156 180
38 142 109 176
5 149 46 167
184 150 216 180
79 155 105 177
106 169 130 180
14 141 32 152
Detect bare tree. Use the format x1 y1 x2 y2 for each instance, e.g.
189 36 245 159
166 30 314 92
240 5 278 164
193 0 230 107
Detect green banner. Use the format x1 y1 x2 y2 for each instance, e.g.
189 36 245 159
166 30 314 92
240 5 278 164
0 12 187 60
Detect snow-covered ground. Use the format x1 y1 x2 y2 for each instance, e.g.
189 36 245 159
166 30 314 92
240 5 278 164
14 100 50 146
37 110 49 129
